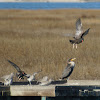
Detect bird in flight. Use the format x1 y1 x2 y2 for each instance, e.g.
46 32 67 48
7 60 27 80
60 58 76 80
69 18 90 49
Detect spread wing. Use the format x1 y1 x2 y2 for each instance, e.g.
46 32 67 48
81 28 90 38
75 18 83 39
7 60 22 72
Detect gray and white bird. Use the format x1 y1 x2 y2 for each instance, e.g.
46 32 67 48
1 73 14 86
39 79 52 86
61 58 76 80
39 76 52 86
69 18 90 49
25 70 42 85
39 76 49 83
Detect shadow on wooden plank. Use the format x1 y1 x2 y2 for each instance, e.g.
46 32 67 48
0 80 67 86
0 96 41 100
46 97 100 100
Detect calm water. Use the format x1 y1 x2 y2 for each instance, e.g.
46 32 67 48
0 2 100 10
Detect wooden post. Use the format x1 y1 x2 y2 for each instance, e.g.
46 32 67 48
0 86 10 96
41 96 46 100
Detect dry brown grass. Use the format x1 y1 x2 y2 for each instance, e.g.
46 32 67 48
0 9 100 81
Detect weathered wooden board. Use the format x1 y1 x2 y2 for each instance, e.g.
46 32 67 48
2 80 100 96
10 85 55 96
65 80 100 86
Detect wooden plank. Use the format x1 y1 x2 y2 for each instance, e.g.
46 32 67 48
6 80 100 96
10 85 55 96
64 80 100 86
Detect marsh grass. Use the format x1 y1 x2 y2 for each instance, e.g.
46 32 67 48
0 9 100 81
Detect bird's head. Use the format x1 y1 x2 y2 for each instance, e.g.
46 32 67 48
68 58 76 62
33 72 38 76
22 71 27 75
11 73 14 76
68 58 76 66
82 38 84 42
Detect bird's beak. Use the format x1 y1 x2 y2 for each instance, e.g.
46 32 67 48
71 58 76 61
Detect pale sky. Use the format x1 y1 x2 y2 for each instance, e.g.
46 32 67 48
0 0 5 1
0 0 16 1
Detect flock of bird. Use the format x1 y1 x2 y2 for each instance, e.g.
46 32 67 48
0 18 90 86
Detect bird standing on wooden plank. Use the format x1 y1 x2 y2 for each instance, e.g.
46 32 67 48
60 58 76 80
39 76 52 86
1 73 14 86
25 70 42 85
39 79 52 86
7 60 27 80
69 18 90 49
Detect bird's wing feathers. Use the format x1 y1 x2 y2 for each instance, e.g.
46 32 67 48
7 60 22 72
81 28 90 38
39 76 49 82
62 64 72 79
75 18 83 39
1 73 14 81
1 75 9 80
25 74 31 78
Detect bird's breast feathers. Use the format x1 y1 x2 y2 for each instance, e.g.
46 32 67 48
70 62 75 66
